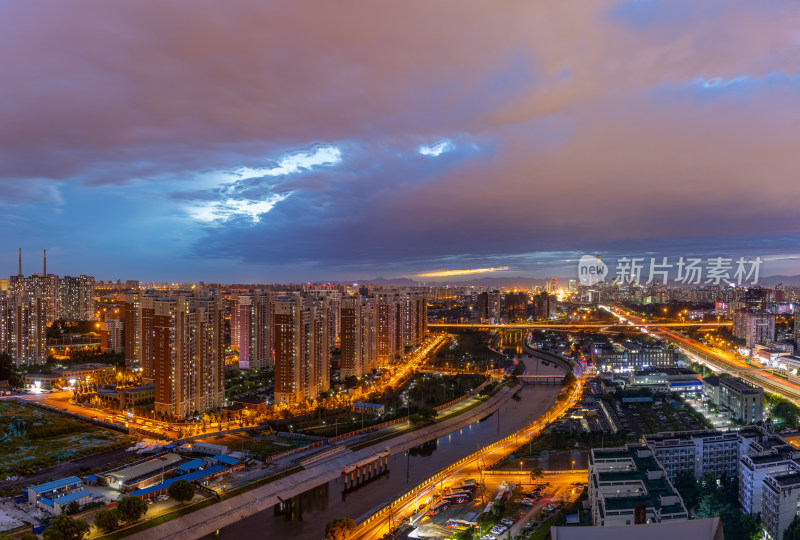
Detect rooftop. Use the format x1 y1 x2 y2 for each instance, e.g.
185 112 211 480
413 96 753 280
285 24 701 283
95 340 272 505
29 476 82 494
177 459 206 472
212 454 240 467
107 453 182 484
129 464 228 497
551 517 723 540
719 377 762 394
49 489 92 507
353 402 384 409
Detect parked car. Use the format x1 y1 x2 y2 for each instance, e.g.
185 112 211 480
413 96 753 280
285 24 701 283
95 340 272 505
500 518 515 527
490 525 508 535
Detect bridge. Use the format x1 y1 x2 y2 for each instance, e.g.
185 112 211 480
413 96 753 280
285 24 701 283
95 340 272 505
522 344 575 372
517 375 564 384
428 322 731 330
342 449 390 491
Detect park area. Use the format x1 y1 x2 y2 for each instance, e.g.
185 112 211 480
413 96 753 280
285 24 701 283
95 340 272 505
0 401 132 476
194 430 314 460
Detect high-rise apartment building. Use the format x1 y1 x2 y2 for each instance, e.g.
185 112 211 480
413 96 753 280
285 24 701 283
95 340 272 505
153 296 224 418
100 319 124 353
504 291 528 321
0 293 47 366
231 291 272 370
59 275 95 321
120 292 141 369
733 309 776 348
476 290 501 322
340 295 376 378
272 294 330 404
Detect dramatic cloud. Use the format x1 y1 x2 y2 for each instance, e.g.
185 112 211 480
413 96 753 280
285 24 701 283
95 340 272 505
419 140 455 157
1 0 799 280
418 267 510 278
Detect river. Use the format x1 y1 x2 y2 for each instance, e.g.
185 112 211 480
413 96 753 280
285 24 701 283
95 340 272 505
209 362 562 540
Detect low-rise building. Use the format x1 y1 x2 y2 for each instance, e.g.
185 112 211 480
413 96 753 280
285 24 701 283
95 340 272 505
719 377 763 424
40 489 95 515
762 469 800 540
27 476 83 507
102 453 182 493
23 373 62 390
593 343 678 373
353 402 385 416
702 375 720 406
589 443 688 527
626 369 702 395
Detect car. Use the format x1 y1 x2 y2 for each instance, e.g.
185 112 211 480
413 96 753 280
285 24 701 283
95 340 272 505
481 536 497 540
490 525 508 535
501 518 515 527
521 498 535 506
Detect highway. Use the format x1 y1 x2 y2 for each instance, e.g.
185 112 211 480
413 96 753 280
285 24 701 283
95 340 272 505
354 366 583 539
605 306 800 403
429 322 731 330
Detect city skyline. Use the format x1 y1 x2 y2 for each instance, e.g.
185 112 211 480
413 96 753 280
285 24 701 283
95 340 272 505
2 1 800 281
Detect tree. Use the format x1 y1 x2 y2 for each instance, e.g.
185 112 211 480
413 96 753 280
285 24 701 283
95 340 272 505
773 400 800 427
93 508 121 533
673 471 699 509
168 479 195 505
66 501 80 515
530 467 544 482
21 534 39 540
117 496 148 522
42 514 90 540
785 514 800 540
453 529 474 540
324 517 357 540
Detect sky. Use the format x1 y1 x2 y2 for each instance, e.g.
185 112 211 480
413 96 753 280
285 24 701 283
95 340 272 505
2 0 800 283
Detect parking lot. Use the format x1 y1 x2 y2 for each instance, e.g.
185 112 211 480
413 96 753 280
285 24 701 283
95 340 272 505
613 397 706 436
407 472 585 539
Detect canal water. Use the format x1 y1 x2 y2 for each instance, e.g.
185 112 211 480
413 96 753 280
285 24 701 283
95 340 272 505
209 362 562 540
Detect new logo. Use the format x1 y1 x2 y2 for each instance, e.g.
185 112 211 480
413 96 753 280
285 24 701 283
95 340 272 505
578 255 608 286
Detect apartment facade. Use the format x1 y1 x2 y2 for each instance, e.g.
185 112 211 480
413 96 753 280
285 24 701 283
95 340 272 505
644 429 760 482
152 296 224 418
272 294 331 404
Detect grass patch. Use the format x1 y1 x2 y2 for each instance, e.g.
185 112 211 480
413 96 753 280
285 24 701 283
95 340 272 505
0 401 133 475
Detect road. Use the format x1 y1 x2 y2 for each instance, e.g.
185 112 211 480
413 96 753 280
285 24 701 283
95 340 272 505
354 367 583 539
429 322 730 330
5 333 451 441
604 306 800 403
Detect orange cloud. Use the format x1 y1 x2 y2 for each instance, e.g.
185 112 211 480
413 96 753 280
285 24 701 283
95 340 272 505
417 266 510 277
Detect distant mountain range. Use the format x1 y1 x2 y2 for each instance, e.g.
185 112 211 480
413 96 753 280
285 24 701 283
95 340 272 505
345 274 800 288
345 275 554 288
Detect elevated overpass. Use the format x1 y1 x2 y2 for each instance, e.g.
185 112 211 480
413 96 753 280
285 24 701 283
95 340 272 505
517 375 564 384
428 322 731 330
522 342 575 373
